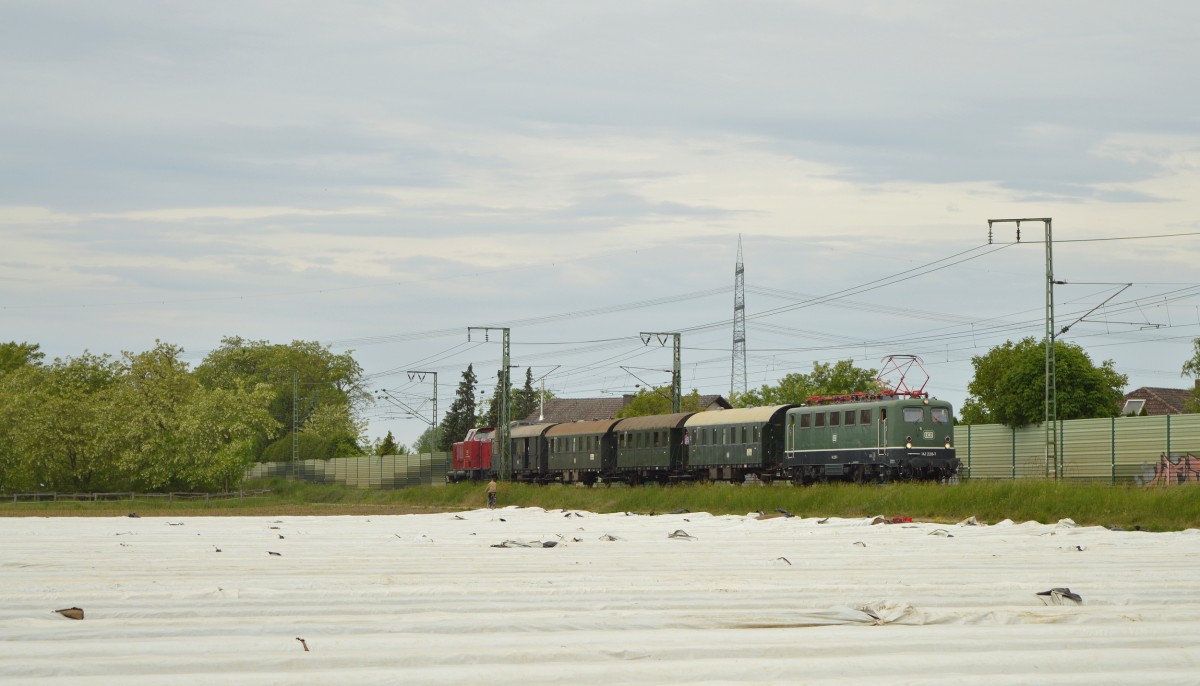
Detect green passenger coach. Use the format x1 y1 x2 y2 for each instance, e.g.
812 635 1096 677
682 405 793 482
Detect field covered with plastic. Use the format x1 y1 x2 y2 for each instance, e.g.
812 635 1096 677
3 508 1199 684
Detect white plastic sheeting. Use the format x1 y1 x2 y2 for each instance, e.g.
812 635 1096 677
3 509 1200 684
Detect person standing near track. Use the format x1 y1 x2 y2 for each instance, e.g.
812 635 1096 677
485 477 498 509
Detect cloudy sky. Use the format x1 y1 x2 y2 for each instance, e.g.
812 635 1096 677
4 1 1199 447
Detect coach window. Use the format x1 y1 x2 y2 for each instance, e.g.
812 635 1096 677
815 413 825 428
753 426 760 442
653 431 660 448
830 411 840 427
845 411 855 426
860 409 872 424
800 413 811 429
903 407 924 423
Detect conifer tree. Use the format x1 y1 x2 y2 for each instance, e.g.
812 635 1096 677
439 364 478 452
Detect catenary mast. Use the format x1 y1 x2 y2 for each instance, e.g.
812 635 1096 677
731 235 747 398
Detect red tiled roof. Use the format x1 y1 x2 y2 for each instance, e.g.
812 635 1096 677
1124 387 1197 415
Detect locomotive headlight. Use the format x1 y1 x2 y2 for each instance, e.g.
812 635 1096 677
905 436 912 449
945 437 952 448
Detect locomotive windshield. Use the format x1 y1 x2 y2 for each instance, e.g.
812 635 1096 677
902 407 924 423
930 407 951 424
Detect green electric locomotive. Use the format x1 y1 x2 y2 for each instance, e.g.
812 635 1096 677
783 393 958 483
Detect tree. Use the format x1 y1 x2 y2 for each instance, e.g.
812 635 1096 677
1182 338 1200 412
377 431 401 456
731 360 881 408
617 387 708 418
0 341 44 376
412 425 438 454
439 364 478 452
194 337 369 460
481 369 508 429
2 352 124 492
960 337 1127 428
513 367 538 421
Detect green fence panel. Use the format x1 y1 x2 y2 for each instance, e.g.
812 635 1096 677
1061 418 1115 482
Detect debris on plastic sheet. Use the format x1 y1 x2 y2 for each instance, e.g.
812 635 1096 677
453 515 466 520
853 541 867 547
1037 588 1083 605
54 607 85 620
1060 545 1086 552
127 513 140 518
269 526 281 530
775 508 795 518
891 516 912 524
491 539 558 549
599 534 621 541
669 508 689 515
564 511 585 518
414 534 434 544
928 529 954 537
773 556 792 566
817 517 830 524
296 637 309 652
268 551 282 556
756 512 788 520
1055 518 1079 529
278 534 285 539
857 602 922 626
167 522 184 526
958 516 981 526
870 516 887 525
747 602 925 628
668 530 696 540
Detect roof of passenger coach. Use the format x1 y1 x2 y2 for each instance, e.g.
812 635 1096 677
509 423 556 439
614 412 696 432
683 405 794 428
545 419 621 437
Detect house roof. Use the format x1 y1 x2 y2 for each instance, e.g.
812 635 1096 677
1123 387 1196 415
521 394 731 423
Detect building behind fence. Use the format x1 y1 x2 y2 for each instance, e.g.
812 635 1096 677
961 413 1200 484
245 452 450 489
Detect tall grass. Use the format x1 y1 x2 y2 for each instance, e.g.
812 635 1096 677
4 479 1199 531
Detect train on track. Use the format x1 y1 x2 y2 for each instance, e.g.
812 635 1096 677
450 390 959 485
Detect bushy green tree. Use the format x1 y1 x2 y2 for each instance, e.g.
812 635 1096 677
616 387 707 418
412 425 438 454
1182 338 1200 412
0 341 44 376
4 352 124 492
194 337 369 460
961 337 1127 427
731 360 880 408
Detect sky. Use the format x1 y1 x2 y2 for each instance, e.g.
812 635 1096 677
3 1 1200 449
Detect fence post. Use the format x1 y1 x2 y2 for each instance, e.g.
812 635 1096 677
1011 428 1016 480
1167 414 1172 459
965 424 971 480
1059 419 1065 480
1111 417 1116 485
